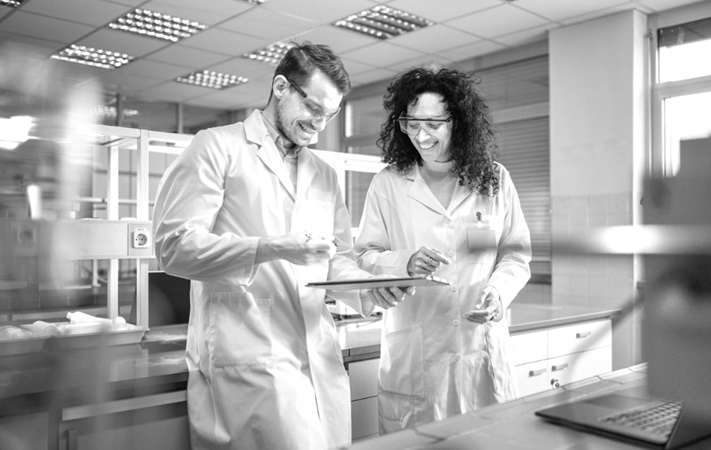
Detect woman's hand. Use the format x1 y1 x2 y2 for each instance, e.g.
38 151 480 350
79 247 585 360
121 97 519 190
464 286 503 323
406 247 451 276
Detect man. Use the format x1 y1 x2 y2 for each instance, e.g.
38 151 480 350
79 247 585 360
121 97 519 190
152 42 409 450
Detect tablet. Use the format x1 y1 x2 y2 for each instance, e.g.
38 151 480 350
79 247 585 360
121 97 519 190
305 275 450 291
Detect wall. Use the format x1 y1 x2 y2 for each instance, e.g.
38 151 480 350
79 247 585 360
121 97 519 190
549 10 648 370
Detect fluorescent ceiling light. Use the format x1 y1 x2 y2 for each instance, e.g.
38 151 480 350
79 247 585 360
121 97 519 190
0 0 24 7
108 8 207 42
243 41 294 65
333 6 434 39
176 70 249 89
51 45 133 69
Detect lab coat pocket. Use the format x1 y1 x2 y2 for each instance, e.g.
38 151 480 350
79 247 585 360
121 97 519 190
209 291 273 368
379 324 424 398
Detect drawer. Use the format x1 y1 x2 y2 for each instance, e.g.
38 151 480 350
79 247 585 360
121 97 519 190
547 320 611 358
349 358 379 401
548 346 611 387
510 330 547 365
514 360 549 397
351 397 378 440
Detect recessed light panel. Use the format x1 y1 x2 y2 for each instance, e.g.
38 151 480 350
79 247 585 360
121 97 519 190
108 8 207 42
0 0 23 7
51 45 134 70
176 70 249 89
243 41 294 65
333 6 434 40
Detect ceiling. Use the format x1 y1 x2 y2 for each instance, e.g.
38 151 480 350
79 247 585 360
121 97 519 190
0 0 703 118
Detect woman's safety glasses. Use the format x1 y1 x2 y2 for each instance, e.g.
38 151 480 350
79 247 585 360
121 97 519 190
398 113 452 136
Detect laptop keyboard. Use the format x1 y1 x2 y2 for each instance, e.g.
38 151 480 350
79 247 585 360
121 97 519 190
598 401 682 439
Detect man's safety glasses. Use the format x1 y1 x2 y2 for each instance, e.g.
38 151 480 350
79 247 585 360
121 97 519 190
286 77 341 123
398 113 452 136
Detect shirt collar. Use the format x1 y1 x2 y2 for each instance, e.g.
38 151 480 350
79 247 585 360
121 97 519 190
257 110 304 159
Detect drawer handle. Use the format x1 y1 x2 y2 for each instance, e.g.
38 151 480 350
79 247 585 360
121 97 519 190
528 368 546 377
551 363 568 372
576 331 591 339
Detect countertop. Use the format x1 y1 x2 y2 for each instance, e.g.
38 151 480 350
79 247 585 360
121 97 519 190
341 364 711 450
0 303 620 413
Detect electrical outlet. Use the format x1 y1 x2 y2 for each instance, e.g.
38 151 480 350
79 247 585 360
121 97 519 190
132 227 150 249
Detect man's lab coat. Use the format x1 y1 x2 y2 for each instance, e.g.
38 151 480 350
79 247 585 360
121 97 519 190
153 110 372 450
355 164 531 433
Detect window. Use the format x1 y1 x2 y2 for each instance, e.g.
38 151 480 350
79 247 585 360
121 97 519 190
653 10 711 177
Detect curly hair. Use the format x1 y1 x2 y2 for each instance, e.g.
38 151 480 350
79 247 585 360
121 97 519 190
378 67 499 195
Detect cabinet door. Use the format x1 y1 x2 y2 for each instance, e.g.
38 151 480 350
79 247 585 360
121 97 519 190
514 360 550 397
510 330 547 365
58 392 189 450
548 346 611 388
349 358 379 401
0 412 49 450
351 397 378 441
548 320 611 358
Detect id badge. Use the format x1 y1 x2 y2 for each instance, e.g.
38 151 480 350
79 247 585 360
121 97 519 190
466 212 497 251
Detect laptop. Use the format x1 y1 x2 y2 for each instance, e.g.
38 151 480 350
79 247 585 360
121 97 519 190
535 384 711 449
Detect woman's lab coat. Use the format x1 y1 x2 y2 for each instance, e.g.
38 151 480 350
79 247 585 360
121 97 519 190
355 163 532 433
153 110 372 450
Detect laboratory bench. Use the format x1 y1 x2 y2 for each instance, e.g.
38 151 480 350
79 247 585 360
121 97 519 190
0 303 620 449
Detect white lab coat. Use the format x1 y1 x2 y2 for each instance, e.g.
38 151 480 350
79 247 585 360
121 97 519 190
153 110 374 450
355 163 531 433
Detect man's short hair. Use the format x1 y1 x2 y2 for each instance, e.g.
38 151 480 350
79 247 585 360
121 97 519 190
273 42 351 96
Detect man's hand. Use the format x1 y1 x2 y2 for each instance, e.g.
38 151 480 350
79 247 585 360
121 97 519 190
463 286 503 323
256 232 337 266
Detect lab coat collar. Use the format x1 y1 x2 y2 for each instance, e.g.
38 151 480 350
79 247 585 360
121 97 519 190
406 165 470 217
245 110 297 200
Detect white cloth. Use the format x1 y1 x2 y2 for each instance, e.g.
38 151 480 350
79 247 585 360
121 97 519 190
354 163 532 433
153 110 374 450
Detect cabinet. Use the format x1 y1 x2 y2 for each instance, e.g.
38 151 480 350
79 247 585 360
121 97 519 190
57 390 189 450
347 358 379 441
510 319 612 396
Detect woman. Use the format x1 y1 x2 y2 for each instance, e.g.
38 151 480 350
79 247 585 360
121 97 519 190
354 67 532 433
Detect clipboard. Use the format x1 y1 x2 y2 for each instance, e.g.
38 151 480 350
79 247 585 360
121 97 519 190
305 275 450 291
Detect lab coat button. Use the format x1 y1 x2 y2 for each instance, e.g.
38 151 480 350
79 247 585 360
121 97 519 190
445 218 453 224
447 250 455 257
454 353 461 361
453 319 460 326
450 285 457 292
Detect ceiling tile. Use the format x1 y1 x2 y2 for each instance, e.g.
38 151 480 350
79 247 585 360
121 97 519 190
113 59 191 80
1 11 95 44
146 44 232 69
297 26 378 54
140 0 254 26
342 41 427 67
513 0 630 23
387 0 501 23
0 32 63 56
204 57 273 80
21 0 129 27
265 0 375 24
492 24 555 48
340 57 379 76
348 67 399 86
445 3 552 39
180 28 264 57
77 28 169 58
439 40 508 63
390 24 482 54
217 7 314 42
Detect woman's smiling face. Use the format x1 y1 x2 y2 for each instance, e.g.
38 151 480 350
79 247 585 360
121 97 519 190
405 92 452 167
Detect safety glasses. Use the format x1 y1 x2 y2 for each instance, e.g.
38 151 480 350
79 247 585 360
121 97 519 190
285 77 341 123
398 113 451 136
